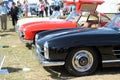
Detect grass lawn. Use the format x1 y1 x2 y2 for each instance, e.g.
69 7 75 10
0 14 120 80
0 18 52 80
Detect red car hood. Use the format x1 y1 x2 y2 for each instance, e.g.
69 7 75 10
21 21 42 30
20 20 77 32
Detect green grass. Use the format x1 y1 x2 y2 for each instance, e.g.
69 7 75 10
0 18 52 80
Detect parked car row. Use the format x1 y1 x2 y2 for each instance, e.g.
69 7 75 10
18 8 110 48
16 0 120 77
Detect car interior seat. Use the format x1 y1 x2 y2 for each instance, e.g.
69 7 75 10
82 22 99 29
91 24 99 29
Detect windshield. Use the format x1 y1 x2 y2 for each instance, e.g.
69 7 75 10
49 11 61 19
65 11 80 22
105 14 120 30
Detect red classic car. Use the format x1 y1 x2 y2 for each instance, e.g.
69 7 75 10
19 0 110 45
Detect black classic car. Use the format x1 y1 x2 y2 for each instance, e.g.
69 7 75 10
35 13 120 76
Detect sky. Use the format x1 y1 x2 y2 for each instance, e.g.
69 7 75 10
97 0 119 13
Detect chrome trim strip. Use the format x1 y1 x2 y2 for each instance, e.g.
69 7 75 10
112 50 120 52
40 59 65 66
114 53 120 55
38 52 65 66
18 31 33 43
102 59 120 63
20 37 33 43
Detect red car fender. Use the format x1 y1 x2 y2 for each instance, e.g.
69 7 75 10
24 21 77 40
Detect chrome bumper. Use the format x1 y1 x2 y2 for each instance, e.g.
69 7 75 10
20 37 33 43
19 32 33 43
36 49 65 66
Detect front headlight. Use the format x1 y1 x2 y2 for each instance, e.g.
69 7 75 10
44 41 49 59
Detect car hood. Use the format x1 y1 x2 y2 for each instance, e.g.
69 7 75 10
17 17 50 26
20 20 76 31
38 27 116 44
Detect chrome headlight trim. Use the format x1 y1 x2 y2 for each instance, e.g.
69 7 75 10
44 41 49 59
23 28 26 35
35 34 39 42
35 34 39 46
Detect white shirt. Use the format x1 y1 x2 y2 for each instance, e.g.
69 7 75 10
48 0 55 6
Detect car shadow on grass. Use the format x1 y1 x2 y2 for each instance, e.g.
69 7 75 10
2 67 22 73
44 66 72 80
44 66 120 79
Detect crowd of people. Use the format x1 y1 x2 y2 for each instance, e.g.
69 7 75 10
16 0 63 18
35 0 63 17
0 0 29 31
0 0 73 32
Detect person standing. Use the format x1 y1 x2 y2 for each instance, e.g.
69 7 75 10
22 0 28 18
44 0 48 17
48 0 55 16
55 0 60 11
0 1 7 31
10 2 19 30
38 0 45 17
17 0 22 18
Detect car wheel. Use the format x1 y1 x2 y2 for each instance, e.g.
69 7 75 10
26 43 32 49
65 48 99 76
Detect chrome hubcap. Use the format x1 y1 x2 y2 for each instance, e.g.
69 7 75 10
79 57 88 66
72 50 93 72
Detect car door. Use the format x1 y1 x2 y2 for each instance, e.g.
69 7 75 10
112 16 120 59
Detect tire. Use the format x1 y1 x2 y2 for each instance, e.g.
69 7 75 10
65 47 99 76
26 43 32 49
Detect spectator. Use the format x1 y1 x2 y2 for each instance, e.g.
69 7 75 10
37 0 45 17
44 0 49 17
71 4 76 12
54 0 60 11
7 1 12 20
22 0 28 17
0 1 7 31
48 0 55 16
49 5 61 19
17 0 22 18
10 2 19 30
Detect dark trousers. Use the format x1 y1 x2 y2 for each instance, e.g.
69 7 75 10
1 14 7 30
49 5 54 15
11 15 18 28
45 7 48 17
39 11 44 17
